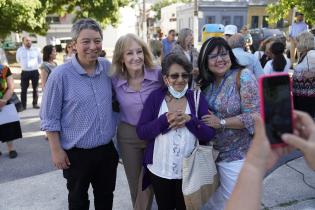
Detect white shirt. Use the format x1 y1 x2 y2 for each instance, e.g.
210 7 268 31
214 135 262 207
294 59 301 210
0 48 8 66
295 50 315 72
147 100 196 179
16 46 42 71
232 48 264 79
263 56 291 74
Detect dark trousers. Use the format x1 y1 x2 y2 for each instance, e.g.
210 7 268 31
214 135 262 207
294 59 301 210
149 172 186 210
20 70 39 108
63 142 119 210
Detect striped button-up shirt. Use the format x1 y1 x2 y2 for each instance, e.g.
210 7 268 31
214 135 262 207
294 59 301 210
40 56 115 149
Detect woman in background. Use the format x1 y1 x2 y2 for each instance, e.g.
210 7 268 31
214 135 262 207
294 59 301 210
40 45 57 89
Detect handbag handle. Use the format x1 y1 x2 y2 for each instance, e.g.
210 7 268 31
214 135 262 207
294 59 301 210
194 89 200 118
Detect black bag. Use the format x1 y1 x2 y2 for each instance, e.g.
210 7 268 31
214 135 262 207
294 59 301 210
7 92 24 112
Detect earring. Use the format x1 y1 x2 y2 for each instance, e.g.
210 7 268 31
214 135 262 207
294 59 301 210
121 63 124 73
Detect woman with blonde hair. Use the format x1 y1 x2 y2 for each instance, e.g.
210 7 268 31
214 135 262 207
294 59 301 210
111 33 163 210
171 28 199 89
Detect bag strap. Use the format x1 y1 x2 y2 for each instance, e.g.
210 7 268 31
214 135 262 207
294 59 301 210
236 69 242 92
193 88 201 118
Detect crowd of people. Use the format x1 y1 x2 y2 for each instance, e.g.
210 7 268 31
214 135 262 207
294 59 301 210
0 13 314 210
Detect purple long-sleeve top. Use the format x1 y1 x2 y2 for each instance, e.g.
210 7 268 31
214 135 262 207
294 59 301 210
137 87 215 189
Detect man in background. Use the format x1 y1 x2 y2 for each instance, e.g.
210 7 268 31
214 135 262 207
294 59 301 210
16 36 42 110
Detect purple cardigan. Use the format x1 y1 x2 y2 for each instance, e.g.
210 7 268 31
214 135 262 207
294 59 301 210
136 87 215 189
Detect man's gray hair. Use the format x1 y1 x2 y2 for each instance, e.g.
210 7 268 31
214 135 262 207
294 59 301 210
71 18 103 41
228 33 245 49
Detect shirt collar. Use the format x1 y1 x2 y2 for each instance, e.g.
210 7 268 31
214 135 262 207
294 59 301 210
71 54 103 76
116 67 159 87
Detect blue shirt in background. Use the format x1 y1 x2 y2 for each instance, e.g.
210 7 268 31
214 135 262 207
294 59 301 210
162 38 176 58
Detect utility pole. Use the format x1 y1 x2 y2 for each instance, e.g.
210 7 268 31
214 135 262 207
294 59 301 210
143 0 147 42
193 0 198 47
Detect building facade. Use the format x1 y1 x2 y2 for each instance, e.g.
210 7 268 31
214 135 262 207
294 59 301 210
176 0 248 42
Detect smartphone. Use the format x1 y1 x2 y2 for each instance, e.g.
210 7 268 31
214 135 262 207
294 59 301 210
259 73 294 147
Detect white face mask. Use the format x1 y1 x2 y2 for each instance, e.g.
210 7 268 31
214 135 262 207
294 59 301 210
168 83 189 99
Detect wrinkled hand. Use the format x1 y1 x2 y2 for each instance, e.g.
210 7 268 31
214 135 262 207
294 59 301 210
201 111 220 128
282 111 315 170
166 111 191 129
51 147 71 170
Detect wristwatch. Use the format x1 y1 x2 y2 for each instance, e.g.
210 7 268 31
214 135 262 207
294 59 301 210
219 118 226 129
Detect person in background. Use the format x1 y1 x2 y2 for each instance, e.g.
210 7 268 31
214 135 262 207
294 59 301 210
228 33 264 79
39 45 57 89
223 25 238 41
0 64 21 159
240 25 253 52
253 36 278 68
136 53 215 210
161 29 176 60
197 37 260 210
263 41 291 74
149 34 162 65
289 12 308 65
111 33 162 210
293 31 315 118
63 42 75 63
16 36 42 110
40 18 118 210
225 111 315 210
0 48 8 65
171 28 199 89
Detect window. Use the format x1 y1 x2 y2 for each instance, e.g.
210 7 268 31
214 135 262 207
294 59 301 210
263 16 269 28
251 16 259 28
46 16 60 24
233 16 244 30
207 16 216 24
277 18 284 28
222 16 231 25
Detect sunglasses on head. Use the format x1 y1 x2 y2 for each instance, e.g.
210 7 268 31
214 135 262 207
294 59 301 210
168 73 190 80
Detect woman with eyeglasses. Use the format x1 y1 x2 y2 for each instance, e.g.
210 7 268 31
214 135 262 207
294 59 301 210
197 37 260 210
137 53 215 210
171 28 199 89
63 42 75 63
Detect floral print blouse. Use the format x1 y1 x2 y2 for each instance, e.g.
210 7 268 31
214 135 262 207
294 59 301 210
204 68 260 162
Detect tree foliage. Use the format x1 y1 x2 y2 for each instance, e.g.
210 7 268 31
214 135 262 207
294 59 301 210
0 0 132 38
44 0 131 28
0 0 48 38
151 0 191 20
267 0 315 25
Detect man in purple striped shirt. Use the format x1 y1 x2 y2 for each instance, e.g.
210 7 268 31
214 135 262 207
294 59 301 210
40 18 118 210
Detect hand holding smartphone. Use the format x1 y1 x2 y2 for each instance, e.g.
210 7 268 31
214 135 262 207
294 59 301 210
259 73 294 147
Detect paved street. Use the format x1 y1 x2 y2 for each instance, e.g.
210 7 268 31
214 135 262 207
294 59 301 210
0 67 314 210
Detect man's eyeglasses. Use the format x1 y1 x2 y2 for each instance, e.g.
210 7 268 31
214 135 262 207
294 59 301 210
208 52 229 61
168 73 190 80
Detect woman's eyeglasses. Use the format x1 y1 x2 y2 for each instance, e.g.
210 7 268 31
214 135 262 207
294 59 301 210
168 73 190 80
208 52 229 61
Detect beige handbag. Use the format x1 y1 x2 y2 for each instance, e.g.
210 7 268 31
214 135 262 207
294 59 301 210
182 89 219 210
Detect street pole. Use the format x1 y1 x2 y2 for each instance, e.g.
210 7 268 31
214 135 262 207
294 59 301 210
143 0 147 43
193 0 198 47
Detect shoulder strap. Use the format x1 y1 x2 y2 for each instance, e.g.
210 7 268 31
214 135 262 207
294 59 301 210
236 69 242 91
194 89 201 118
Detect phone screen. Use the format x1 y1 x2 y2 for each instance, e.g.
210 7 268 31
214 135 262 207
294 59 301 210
262 75 293 145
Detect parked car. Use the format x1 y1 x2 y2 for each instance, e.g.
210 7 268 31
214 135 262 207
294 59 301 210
250 28 286 52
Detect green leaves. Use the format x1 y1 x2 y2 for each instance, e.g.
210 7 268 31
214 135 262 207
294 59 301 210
0 0 132 38
267 0 315 25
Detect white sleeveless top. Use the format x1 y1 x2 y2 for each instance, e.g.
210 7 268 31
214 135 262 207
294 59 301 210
147 99 196 179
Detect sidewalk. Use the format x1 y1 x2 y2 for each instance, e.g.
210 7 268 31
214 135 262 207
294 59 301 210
0 157 314 210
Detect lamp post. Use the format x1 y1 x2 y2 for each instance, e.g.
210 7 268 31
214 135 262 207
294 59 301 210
193 0 198 47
